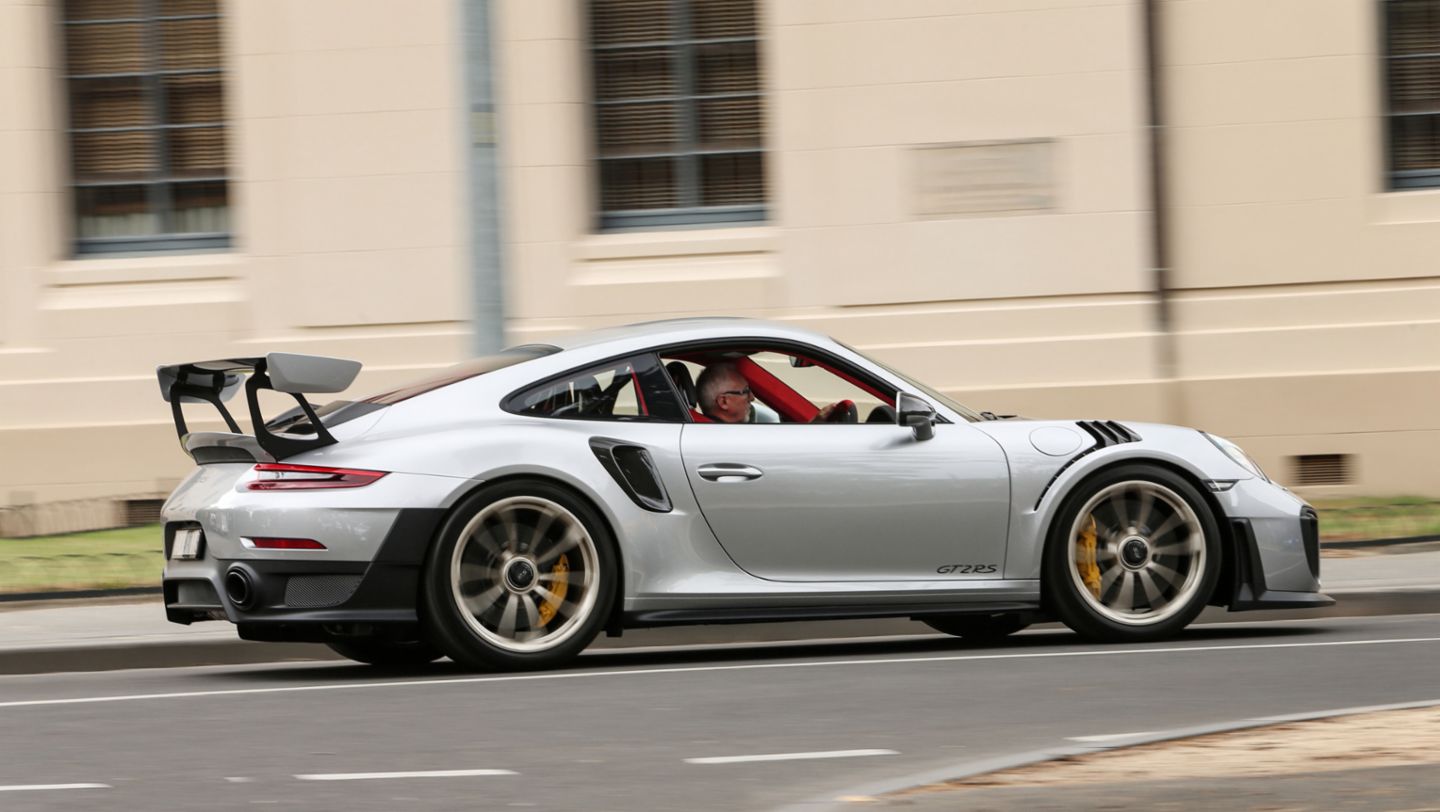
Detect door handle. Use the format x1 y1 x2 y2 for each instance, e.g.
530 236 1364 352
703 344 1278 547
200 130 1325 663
697 463 764 482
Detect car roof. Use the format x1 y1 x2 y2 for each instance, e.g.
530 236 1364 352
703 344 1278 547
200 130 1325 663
538 317 831 354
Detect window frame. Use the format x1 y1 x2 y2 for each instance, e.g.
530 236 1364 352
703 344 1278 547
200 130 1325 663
589 0 767 230
61 0 231 255
1381 0 1440 190
502 352 690 423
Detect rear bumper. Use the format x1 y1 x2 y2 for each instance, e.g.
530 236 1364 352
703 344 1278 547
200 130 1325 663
163 508 445 637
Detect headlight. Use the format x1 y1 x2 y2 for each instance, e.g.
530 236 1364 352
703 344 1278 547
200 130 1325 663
1203 433 1269 482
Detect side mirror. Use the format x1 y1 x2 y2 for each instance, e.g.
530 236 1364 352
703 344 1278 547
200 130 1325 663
896 391 936 441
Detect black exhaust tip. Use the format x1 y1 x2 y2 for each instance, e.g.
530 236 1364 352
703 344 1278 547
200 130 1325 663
224 567 257 609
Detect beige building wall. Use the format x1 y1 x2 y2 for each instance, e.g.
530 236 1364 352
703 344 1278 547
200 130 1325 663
494 0 1439 498
495 0 1165 416
1163 0 1440 495
0 0 472 533
3 0 1437 535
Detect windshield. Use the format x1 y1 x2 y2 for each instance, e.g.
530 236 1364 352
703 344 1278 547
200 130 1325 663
838 341 983 422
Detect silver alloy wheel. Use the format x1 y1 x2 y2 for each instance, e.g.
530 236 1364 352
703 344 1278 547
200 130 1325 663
1066 480 1206 626
449 495 599 653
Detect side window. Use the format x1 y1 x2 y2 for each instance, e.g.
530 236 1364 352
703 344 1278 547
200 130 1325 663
667 348 894 424
508 354 686 422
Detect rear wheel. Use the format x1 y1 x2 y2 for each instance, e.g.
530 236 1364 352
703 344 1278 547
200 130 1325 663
422 480 616 671
325 637 443 667
1044 464 1221 642
922 613 1029 642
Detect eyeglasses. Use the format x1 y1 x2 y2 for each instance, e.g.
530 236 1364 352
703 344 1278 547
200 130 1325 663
719 386 753 399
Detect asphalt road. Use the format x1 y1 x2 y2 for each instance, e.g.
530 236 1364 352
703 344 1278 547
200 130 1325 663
2 613 1439 811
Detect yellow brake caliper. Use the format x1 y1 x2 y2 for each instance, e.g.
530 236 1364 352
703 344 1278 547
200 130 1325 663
538 554 569 626
1076 515 1101 599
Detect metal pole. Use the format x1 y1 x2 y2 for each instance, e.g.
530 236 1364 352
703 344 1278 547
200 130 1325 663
1142 0 1180 416
461 0 506 355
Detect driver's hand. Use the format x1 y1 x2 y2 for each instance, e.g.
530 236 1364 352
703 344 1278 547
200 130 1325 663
811 402 840 423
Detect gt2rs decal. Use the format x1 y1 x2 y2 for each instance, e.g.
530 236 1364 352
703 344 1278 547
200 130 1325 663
936 564 999 575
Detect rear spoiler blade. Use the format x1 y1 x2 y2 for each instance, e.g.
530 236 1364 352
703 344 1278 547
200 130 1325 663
157 353 362 461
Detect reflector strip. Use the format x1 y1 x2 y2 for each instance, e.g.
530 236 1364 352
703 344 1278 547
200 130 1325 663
242 538 327 550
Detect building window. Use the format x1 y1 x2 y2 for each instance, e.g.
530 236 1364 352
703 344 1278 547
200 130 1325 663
590 0 765 230
62 0 229 254
1384 0 1440 189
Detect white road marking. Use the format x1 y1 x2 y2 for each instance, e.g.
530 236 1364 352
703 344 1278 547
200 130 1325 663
2 635 1438 711
294 769 516 781
1067 732 1160 743
224 777 254 783
686 749 898 765
0 783 110 792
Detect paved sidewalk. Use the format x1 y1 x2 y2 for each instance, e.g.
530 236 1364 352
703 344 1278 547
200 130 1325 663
1 550 1437 674
874 704 1440 811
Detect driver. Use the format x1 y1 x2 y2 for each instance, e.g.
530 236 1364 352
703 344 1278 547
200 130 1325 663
696 362 845 423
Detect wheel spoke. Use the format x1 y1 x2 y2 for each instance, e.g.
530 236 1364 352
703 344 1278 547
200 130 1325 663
1149 512 1188 543
529 506 559 550
1147 560 1183 590
539 568 588 587
1109 488 1133 531
468 526 505 558
1135 488 1156 533
536 527 582 565
1137 569 1164 608
464 583 505 615
519 594 541 630
532 584 568 610
497 594 519 638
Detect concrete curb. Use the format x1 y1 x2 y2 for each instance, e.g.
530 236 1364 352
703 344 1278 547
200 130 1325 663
776 697 1440 811
0 588 1435 676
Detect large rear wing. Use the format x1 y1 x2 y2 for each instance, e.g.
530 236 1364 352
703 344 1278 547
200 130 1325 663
157 353 362 462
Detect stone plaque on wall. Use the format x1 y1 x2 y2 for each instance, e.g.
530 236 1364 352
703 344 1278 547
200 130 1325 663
912 139 1056 217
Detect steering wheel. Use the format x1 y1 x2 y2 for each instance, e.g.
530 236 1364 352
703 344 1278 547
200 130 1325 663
825 399 858 424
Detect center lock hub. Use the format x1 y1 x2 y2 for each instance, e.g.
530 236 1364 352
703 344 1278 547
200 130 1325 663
504 559 536 591
1120 537 1150 569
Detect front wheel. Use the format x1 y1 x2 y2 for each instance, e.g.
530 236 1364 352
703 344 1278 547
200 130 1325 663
422 480 617 671
1044 465 1221 642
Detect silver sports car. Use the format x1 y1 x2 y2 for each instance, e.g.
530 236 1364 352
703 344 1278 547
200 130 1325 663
159 318 1331 669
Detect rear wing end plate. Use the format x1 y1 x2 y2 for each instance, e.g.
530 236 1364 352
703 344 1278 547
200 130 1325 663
157 353 362 461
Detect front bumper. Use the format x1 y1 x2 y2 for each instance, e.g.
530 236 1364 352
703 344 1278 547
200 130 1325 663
1225 505 1335 611
163 508 445 640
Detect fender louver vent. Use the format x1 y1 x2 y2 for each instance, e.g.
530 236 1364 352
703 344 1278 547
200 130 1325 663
1076 420 1141 447
1033 421 1142 510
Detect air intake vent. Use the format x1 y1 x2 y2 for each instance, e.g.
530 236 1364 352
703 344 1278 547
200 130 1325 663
1292 454 1351 487
1076 420 1141 447
123 498 164 526
284 574 362 609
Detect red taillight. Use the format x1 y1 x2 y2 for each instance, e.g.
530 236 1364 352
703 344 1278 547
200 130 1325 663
247 463 387 491
244 537 327 550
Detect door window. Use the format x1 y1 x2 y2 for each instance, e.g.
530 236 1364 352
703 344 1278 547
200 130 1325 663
663 348 894 424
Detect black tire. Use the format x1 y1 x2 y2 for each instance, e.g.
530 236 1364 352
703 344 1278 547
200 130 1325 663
325 637 444 667
1043 463 1221 643
421 479 618 671
922 613 1030 642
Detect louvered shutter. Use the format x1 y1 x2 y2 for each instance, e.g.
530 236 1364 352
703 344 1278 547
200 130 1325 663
591 0 766 227
1386 1 1440 188
62 0 229 251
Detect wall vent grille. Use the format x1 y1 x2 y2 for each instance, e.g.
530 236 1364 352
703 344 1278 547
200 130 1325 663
1292 454 1352 487
123 498 165 526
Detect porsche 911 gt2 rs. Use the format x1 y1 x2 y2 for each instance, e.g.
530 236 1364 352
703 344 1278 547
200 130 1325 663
158 318 1331 669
